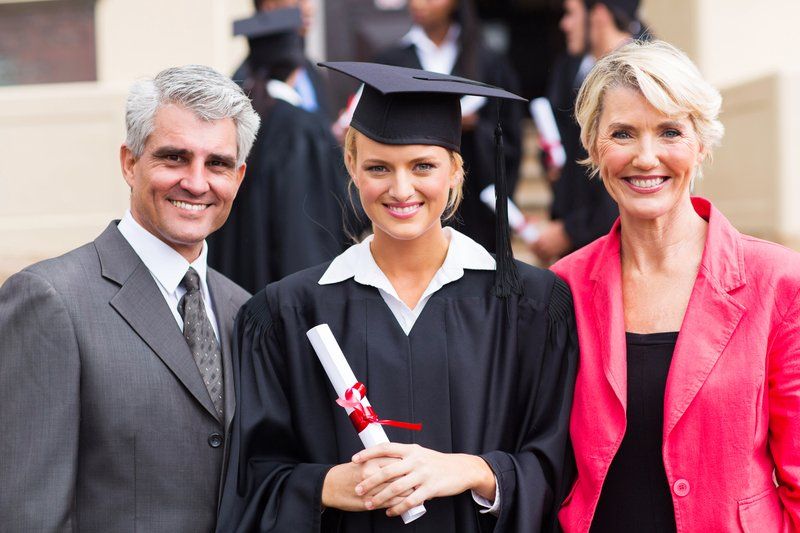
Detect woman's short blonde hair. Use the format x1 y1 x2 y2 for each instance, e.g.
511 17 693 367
343 127 465 220
575 39 724 178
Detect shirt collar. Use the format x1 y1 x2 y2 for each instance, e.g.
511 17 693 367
318 227 495 291
117 210 210 295
267 79 304 107
401 23 461 53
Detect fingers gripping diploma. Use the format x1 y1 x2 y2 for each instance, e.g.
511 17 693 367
351 443 497 518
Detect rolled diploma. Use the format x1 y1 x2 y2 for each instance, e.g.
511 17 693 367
306 324 427 524
530 97 567 168
480 185 540 244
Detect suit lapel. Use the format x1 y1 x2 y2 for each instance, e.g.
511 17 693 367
590 229 628 412
207 271 239 432
96 223 221 422
663 198 747 439
663 268 744 438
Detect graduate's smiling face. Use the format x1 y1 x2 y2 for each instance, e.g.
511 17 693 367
347 132 462 243
410 0 457 30
120 103 246 261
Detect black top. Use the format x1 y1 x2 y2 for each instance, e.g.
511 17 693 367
216 262 578 532
591 332 678 533
545 53 618 251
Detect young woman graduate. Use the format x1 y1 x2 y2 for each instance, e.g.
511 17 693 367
208 8 351 294
373 0 523 253
216 62 578 533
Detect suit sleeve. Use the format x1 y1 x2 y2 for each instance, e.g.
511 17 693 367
216 292 335 533
0 271 80 532
560 168 618 250
480 276 578 532
768 285 800 531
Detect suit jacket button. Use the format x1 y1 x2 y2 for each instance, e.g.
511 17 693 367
673 478 690 497
208 432 223 448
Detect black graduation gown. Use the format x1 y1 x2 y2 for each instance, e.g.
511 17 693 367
545 53 618 251
207 99 350 294
217 261 578 533
373 44 524 253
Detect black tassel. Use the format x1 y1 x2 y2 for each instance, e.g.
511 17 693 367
493 102 522 299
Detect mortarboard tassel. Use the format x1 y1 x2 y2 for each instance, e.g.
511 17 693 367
493 103 523 299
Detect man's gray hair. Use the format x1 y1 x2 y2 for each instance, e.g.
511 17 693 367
125 64 260 166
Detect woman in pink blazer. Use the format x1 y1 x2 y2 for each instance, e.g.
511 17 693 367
552 40 800 532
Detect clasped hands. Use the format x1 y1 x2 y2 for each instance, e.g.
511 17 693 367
321 442 496 517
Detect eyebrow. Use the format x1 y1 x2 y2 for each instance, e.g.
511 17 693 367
151 146 237 166
606 120 686 131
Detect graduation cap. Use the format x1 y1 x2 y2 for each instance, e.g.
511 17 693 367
233 8 304 71
320 61 527 298
587 0 640 29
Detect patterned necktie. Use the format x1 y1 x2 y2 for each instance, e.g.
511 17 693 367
178 267 224 418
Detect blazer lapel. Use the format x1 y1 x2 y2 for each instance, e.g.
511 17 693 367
207 271 240 432
663 197 747 439
96 223 221 422
590 222 628 412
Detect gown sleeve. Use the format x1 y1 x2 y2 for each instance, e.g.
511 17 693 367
480 276 579 532
216 292 335 533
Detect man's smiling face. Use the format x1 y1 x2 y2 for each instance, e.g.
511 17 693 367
120 103 246 261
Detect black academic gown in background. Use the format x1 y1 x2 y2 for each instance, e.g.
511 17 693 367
374 44 524 253
208 100 350 294
216 261 578 533
546 54 617 251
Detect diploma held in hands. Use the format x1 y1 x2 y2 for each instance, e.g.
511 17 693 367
306 324 427 524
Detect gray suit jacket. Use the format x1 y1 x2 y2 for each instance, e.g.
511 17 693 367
0 223 250 532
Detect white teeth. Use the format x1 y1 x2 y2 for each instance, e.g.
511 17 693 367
629 177 666 188
388 205 420 214
171 200 208 211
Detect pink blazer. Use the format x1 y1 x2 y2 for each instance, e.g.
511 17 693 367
552 197 800 532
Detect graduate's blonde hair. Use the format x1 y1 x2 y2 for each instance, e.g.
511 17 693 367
343 127 465 221
575 40 724 179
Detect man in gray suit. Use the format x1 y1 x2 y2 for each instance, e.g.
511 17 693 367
0 65 260 532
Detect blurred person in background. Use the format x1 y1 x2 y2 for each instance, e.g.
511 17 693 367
554 40 800 532
373 0 524 254
233 0 333 125
533 0 643 262
208 8 350 294
0 65 257 532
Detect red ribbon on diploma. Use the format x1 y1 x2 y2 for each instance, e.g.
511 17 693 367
538 139 564 168
336 382 423 433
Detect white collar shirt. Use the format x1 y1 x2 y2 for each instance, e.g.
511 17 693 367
318 227 495 335
267 79 304 107
401 24 487 117
117 210 220 341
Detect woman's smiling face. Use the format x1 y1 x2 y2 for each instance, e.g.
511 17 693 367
347 132 460 243
594 86 706 222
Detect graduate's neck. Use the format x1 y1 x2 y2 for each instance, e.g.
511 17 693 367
370 223 449 282
422 20 453 48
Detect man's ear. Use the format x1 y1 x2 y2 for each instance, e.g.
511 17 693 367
120 144 137 188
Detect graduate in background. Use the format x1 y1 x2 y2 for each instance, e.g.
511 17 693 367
373 0 523 254
208 9 350 294
217 62 577 533
232 0 333 125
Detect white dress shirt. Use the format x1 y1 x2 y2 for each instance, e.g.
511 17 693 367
318 227 501 513
117 210 220 341
267 79 304 107
401 24 488 116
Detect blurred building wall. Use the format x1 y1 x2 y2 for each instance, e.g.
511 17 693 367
1 0 799 282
